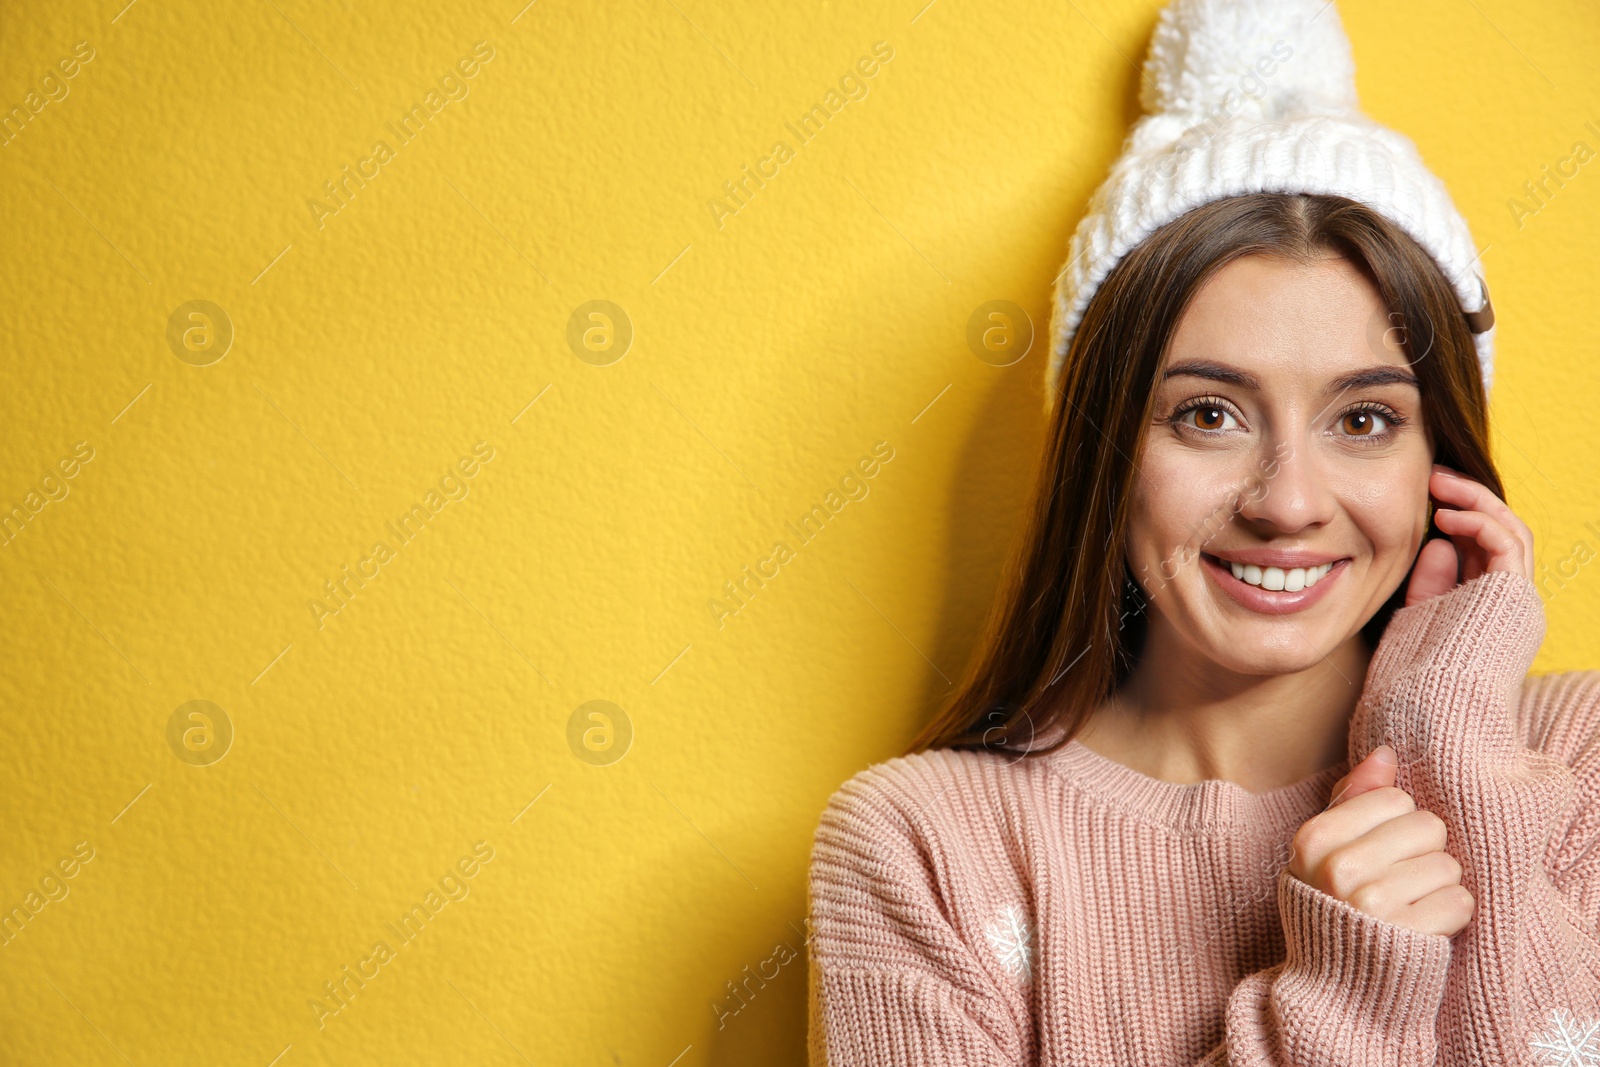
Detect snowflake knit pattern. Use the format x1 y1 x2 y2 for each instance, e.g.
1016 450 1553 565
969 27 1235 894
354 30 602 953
983 904 1035 982
1530 1009 1600 1067
806 571 1600 1065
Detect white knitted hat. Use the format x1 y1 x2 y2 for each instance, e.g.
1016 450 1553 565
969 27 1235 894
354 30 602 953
1044 0 1495 416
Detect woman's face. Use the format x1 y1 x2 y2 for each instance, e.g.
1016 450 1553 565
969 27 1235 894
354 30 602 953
1126 251 1435 675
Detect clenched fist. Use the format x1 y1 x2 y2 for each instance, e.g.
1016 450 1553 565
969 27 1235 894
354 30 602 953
1287 744 1475 937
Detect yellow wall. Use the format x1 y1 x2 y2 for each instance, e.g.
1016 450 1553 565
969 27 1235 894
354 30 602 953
2 0 1597 1063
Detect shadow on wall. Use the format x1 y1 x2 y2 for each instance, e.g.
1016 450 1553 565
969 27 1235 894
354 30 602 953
916 347 1054 743
906 14 1153 750
672 302 1061 1062
694 338 1048 1067
702 27 1151 1058
704 929 812 1067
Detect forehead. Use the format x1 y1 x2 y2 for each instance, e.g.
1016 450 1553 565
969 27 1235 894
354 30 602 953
1162 252 1408 379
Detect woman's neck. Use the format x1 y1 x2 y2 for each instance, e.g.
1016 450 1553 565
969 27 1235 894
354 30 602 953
1075 627 1373 793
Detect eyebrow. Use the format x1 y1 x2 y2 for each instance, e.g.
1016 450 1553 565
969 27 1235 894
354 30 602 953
1159 359 1419 394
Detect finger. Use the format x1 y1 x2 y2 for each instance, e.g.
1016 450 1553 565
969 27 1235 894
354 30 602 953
1344 808 1450 868
1343 850 1464 922
1326 746 1397 807
1395 883 1475 937
1432 508 1527 579
1303 786 1417 857
1316 810 1449 901
1430 467 1534 545
1442 516 1488 583
1386 850 1465 904
1406 537 1460 607
1430 467 1535 572
1432 507 1523 575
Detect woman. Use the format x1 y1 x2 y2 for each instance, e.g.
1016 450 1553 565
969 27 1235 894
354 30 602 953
805 2 1600 1065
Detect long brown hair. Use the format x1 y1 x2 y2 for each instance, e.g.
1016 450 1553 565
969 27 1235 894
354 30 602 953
907 192 1501 757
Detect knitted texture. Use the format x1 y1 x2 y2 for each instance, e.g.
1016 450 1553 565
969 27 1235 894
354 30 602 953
1044 0 1495 417
807 571 1600 1065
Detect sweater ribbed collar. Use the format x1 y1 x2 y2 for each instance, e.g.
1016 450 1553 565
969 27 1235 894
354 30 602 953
1041 737 1349 836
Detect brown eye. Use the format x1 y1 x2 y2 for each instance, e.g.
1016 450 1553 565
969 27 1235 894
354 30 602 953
1173 399 1239 433
1341 410 1388 436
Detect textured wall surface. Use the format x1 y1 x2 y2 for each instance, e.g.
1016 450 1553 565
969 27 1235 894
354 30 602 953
1 1 1597 1064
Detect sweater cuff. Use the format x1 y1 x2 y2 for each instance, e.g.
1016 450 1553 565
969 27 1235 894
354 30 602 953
1271 869 1452 1054
810 965 1025 1067
1350 569 1546 782
1361 570 1543 698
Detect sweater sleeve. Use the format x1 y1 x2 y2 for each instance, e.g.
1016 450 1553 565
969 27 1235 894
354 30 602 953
1211 869 1455 1064
805 763 1031 1067
1345 569 1600 1065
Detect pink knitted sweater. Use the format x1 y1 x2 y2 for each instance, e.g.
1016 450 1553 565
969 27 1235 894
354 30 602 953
806 571 1600 1065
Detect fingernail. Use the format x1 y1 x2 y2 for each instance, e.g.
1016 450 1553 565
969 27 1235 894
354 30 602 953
1374 745 1397 765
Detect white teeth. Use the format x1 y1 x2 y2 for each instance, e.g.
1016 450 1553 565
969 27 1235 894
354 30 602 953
1224 559 1333 590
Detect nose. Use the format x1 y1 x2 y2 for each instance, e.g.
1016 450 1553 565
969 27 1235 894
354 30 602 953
1233 439 1337 534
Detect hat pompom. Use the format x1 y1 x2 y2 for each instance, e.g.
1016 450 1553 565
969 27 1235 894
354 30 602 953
1140 0 1359 122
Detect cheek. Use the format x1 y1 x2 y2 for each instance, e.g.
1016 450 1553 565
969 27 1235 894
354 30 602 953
1127 450 1244 567
1340 470 1431 558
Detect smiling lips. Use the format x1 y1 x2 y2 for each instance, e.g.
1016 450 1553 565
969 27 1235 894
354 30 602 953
1200 551 1350 614
1228 560 1331 591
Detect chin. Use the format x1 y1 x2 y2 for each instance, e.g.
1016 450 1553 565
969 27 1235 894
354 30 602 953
1200 634 1342 677
1174 594 1356 670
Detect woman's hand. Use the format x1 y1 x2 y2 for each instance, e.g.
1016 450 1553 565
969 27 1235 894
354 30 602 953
1405 465 1535 608
1287 745 1475 937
